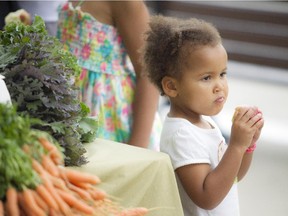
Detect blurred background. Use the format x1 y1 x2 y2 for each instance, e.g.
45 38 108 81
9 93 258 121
146 1 288 216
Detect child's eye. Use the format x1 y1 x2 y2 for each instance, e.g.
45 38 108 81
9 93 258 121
220 72 227 77
202 75 211 81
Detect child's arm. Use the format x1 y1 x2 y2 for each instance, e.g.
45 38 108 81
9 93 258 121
111 1 160 147
176 147 244 210
237 108 264 181
176 106 263 210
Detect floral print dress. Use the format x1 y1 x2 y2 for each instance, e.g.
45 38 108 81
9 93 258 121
57 3 161 150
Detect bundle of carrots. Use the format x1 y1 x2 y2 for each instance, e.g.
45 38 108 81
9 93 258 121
0 104 149 216
0 136 149 216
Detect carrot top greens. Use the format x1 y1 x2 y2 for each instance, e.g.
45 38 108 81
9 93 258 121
0 103 42 199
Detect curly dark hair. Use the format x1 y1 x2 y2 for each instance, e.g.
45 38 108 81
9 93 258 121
141 15 221 95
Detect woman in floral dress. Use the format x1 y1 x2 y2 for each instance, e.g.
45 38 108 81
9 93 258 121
57 1 161 150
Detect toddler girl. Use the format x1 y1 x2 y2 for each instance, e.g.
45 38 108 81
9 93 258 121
141 15 264 216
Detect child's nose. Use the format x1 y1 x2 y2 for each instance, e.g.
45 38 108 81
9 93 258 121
214 79 226 93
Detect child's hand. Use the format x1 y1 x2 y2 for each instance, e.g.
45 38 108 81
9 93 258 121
250 108 264 146
230 106 263 151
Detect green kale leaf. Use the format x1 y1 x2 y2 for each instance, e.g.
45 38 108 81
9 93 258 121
0 16 97 166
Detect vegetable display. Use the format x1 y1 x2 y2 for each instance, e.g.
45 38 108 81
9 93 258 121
0 12 156 216
0 16 97 166
0 103 149 216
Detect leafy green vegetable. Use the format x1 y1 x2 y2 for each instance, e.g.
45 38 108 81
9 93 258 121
79 116 99 143
0 16 98 166
0 103 41 199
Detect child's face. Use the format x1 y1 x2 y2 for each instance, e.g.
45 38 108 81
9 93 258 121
173 43 228 118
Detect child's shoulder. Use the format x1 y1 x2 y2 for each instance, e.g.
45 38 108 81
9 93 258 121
162 116 192 135
163 116 191 126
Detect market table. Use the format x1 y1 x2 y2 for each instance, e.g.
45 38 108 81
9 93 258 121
74 138 184 216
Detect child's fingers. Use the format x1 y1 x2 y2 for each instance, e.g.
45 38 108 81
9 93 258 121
233 106 259 123
239 108 255 123
232 106 249 122
248 112 263 128
232 109 242 122
232 109 239 122
252 116 264 128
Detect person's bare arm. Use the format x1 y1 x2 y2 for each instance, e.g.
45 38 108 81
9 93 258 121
176 145 245 210
112 1 159 147
237 108 264 181
176 107 263 210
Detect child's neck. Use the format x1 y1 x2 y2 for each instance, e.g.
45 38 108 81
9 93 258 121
168 110 213 129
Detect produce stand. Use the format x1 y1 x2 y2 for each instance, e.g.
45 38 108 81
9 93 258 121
75 138 184 216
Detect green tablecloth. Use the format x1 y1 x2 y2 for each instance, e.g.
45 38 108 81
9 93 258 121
75 138 184 216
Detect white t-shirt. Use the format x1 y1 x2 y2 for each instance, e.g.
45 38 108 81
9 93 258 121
160 116 240 216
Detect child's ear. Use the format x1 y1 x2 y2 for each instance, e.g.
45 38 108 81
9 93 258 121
162 76 178 97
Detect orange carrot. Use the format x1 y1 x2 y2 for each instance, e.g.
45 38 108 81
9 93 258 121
49 208 62 216
38 137 57 152
36 184 59 211
62 168 101 185
70 182 91 190
41 154 60 177
49 150 63 165
31 190 49 213
49 175 67 190
32 158 58 182
32 158 62 189
32 159 46 175
17 192 37 216
22 189 46 216
39 137 62 159
5 187 20 216
89 188 107 201
71 209 84 216
49 209 56 216
42 178 72 215
57 189 95 215
67 183 93 200
118 207 149 216
0 200 4 216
